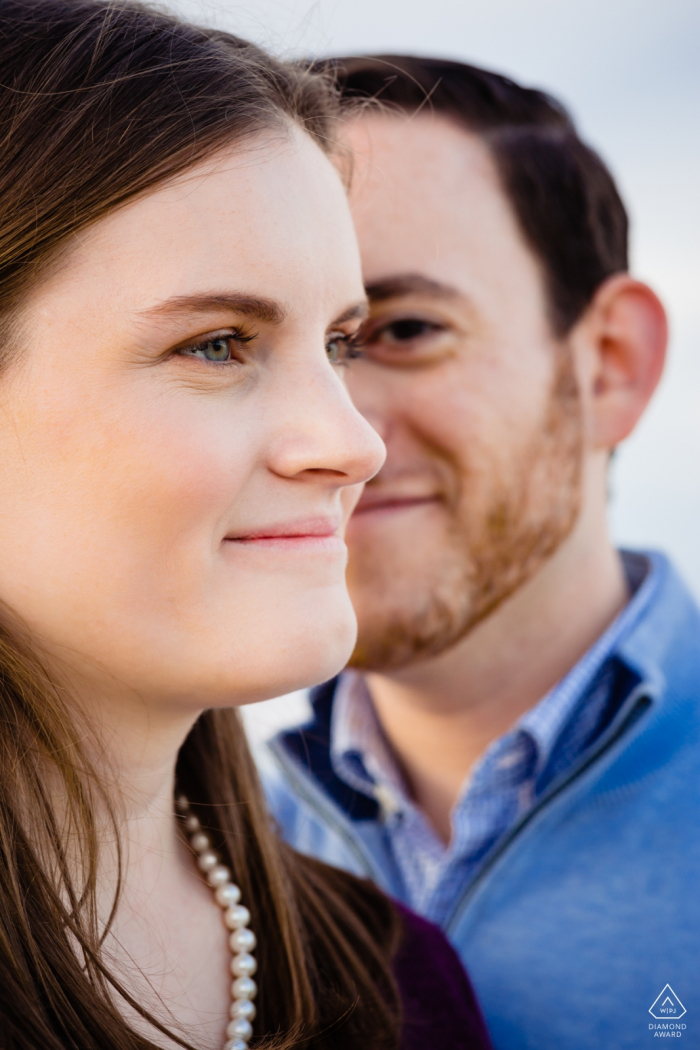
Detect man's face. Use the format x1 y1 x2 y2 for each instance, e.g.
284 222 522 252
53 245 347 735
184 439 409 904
344 114 584 671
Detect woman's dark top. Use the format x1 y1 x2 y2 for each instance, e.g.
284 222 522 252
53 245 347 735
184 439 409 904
394 903 492 1050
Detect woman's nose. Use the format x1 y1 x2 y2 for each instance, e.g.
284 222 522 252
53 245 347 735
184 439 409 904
267 361 386 488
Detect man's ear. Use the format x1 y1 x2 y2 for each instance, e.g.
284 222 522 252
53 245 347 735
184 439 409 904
572 274 668 450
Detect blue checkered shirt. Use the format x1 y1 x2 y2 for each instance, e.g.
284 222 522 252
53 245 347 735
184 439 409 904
330 552 658 922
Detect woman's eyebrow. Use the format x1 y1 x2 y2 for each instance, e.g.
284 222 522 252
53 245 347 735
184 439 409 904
140 293 288 325
331 301 369 326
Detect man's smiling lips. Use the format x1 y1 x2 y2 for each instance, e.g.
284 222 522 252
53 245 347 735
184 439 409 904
224 516 345 552
352 492 440 516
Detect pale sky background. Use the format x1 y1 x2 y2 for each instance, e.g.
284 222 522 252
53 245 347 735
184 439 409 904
169 0 700 593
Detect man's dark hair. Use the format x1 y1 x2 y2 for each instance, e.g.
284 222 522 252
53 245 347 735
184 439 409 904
315 55 628 335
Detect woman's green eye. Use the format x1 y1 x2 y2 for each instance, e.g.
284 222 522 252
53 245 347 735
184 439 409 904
188 337 232 362
178 328 255 364
326 334 362 364
326 338 342 363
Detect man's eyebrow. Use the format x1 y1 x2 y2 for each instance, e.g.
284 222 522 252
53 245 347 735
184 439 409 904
331 300 369 326
140 294 288 325
365 274 462 303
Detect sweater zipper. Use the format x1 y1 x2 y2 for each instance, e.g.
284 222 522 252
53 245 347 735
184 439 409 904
444 686 652 935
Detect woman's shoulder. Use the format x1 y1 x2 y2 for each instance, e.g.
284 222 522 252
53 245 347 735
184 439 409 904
393 902 493 1050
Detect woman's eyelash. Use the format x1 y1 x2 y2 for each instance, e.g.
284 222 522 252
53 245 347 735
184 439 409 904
326 331 365 365
175 328 255 364
177 327 365 368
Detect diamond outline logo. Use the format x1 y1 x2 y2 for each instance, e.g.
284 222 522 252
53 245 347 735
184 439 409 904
649 985 686 1020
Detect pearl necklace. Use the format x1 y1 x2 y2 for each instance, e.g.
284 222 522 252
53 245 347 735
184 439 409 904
176 795 257 1050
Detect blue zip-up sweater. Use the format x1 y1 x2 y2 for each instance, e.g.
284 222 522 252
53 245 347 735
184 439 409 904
256 554 700 1049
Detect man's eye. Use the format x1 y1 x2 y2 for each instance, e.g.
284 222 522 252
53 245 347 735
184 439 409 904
382 318 440 342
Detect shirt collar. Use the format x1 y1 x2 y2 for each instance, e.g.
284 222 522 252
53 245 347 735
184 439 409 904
516 550 657 769
330 549 660 811
330 670 406 810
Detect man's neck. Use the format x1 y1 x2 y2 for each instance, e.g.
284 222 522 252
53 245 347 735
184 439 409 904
364 524 629 843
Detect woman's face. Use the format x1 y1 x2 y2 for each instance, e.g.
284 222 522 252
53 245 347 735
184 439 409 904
0 128 384 708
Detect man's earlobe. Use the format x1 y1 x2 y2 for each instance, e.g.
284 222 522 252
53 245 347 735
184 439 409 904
584 274 667 450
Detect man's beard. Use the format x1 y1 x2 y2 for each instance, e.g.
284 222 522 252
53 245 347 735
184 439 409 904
348 350 583 672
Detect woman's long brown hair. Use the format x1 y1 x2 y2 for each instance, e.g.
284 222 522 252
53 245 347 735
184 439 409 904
0 3 400 1047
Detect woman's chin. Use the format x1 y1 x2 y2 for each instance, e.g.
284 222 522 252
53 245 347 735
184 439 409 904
202 594 358 708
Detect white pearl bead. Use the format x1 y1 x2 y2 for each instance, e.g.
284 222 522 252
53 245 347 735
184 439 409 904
231 976 257 1000
230 999 255 1021
229 928 256 953
206 864 230 888
177 799 257 1048
226 1017 253 1041
215 883 241 908
230 952 257 977
190 831 210 854
224 904 250 929
196 850 218 873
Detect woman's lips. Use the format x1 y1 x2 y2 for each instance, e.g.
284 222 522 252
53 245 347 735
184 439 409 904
224 517 345 552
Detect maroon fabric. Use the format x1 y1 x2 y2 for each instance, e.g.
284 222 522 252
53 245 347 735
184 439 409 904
393 903 492 1050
